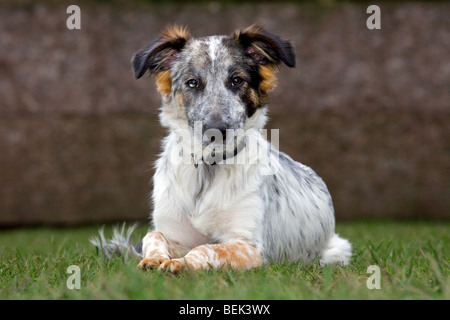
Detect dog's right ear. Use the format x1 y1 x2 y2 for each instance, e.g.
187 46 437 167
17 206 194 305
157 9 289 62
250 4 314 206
132 25 190 79
234 24 295 68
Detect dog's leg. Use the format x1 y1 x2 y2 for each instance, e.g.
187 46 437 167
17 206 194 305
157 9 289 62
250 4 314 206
158 240 262 274
138 231 176 270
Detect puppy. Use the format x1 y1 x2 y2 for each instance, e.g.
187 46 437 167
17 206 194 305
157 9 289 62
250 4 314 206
92 25 351 274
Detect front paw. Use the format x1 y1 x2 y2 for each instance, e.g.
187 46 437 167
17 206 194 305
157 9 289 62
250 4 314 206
138 256 168 270
158 259 186 275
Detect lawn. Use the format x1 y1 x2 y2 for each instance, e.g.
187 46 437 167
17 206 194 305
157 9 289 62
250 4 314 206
0 221 448 300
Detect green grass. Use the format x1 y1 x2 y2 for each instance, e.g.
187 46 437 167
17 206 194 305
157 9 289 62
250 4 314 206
0 221 448 300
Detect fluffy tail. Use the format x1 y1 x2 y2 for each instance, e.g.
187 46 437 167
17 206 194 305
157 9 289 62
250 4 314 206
90 224 143 260
320 233 352 266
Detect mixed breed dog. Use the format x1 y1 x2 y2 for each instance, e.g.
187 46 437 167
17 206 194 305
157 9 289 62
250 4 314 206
92 24 352 274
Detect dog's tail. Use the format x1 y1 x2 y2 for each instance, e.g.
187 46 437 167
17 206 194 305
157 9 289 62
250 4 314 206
319 233 352 266
90 224 143 260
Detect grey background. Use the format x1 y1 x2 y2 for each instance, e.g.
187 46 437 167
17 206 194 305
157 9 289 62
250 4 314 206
0 1 449 226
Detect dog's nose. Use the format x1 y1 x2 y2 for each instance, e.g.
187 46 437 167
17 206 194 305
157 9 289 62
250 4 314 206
203 121 227 142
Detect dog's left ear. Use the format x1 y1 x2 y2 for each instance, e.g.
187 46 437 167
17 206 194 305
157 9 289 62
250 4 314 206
234 24 296 68
132 25 190 79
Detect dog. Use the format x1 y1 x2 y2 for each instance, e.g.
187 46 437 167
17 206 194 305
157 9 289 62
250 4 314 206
92 24 352 274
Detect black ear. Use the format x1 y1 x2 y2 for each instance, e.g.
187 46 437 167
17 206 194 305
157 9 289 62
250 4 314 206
235 24 295 68
132 25 190 79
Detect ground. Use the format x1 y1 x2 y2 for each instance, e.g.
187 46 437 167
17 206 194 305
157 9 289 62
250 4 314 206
0 221 448 300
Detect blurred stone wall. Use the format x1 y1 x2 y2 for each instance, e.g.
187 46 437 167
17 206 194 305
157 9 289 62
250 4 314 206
0 1 449 226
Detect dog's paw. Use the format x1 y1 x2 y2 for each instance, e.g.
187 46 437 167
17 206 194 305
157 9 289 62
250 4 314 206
138 256 168 270
158 259 186 275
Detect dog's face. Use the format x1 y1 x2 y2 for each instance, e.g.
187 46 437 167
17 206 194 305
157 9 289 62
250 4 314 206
133 25 295 163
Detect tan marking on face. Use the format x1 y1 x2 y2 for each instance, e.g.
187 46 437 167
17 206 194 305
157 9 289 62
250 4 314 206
248 87 262 107
259 65 278 93
155 70 172 96
175 91 184 109
233 70 248 79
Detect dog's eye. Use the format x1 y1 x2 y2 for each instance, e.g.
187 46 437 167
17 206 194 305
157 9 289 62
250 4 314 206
231 77 243 87
186 79 199 89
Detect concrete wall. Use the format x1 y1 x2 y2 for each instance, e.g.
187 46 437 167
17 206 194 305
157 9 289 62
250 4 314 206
0 1 449 225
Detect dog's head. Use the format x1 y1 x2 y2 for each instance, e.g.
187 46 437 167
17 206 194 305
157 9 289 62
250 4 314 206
132 24 295 164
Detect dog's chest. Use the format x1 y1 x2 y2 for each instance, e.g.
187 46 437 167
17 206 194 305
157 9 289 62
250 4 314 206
176 164 261 240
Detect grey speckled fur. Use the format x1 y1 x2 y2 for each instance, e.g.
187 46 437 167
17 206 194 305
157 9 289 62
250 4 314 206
92 25 352 268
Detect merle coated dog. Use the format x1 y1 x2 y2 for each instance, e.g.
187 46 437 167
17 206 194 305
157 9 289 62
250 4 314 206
92 25 351 274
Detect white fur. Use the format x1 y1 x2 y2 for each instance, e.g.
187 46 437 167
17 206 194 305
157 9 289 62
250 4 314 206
93 31 352 270
320 234 353 266
207 36 223 63
151 102 351 265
